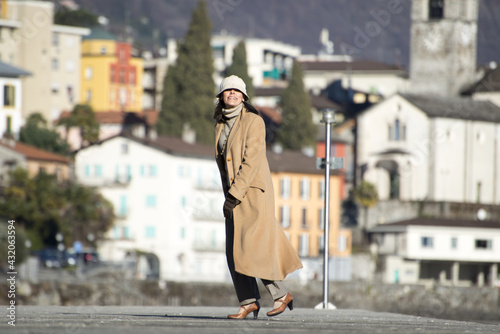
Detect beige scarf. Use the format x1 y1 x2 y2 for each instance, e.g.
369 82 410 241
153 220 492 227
218 103 243 154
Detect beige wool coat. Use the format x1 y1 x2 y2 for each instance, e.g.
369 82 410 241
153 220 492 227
215 107 303 281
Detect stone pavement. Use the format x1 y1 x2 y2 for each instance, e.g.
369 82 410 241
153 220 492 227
2 305 499 334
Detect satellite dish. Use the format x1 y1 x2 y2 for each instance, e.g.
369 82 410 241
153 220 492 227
477 208 487 221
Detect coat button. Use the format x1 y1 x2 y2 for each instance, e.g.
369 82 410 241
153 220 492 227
230 177 234 181
227 158 231 161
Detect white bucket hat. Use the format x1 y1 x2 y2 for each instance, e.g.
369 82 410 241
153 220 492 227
216 75 249 101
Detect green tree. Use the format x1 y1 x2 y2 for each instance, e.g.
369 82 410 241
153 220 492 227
276 60 316 150
59 104 100 148
54 7 99 27
157 1 215 144
354 180 379 245
225 40 254 99
0 167 114 250
19 113 70 156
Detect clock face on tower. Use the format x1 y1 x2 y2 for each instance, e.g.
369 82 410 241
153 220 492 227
422 26 443 53
460 25 472 46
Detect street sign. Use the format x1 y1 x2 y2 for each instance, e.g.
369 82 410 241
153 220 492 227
316 157 345 170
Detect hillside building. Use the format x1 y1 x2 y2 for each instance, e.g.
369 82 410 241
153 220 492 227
370 217 500 287
81 28 143 112
0 0 89 124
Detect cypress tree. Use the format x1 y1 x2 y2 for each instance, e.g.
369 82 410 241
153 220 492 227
158 1 215 144
276 60 316 150
225 40 254 99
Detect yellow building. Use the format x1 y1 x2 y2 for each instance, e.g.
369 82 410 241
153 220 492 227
81 29 143 112
267 149 351 259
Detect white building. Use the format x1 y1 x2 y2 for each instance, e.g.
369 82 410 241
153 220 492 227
0 60 30 138
1 0 89 124
369 217 500 287
357 93 500 204
75 133 229 282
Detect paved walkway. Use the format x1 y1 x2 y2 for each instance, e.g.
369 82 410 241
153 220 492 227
2 305 499 334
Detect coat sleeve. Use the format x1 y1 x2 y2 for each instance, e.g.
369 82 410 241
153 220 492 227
228 116 266 201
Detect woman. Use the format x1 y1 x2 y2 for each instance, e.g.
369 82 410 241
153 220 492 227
214 75 303 319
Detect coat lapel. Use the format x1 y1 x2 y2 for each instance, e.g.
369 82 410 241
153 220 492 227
225 110 243 156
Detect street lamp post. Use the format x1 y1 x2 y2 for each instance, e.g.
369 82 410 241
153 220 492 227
315 108 342 310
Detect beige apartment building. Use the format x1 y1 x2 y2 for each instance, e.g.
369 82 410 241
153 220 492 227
0 0 88 130
267 149 352 260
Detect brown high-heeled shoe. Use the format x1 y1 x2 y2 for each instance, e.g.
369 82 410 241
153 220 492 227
227 301 260 319
266 293 293 317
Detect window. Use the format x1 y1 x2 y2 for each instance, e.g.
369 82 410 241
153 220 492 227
476 182 482 203
421 236 434 248
67 85 74 102
52 32 59 46
3 84 15 107
318 235 325 254
122 143 129 154
475 239 492 250
451 237 458 249
145 226 155 238
299 234 309 257
149 165 157 177
300 178 310 200
319 180 325 200
100 46 107 55
281 177 291 199
319 208 325 229
280 205 290 228
429 0 444 19
94 165 102 177
146 195 156 208
52 58 58 70
129 70 135 85
301 208 307 228
338 235 347 252
388 119 406 141
119 195 127 216
84 66 93 80
85 89 92 102
5 116 12 136
66 60 75 72
120 69 125 83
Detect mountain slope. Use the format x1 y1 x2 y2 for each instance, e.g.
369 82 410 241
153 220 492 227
74 0 500 69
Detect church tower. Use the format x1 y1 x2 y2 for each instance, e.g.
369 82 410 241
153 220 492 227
409 0 479 96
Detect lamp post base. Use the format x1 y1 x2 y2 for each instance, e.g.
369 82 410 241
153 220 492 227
314 302 337 310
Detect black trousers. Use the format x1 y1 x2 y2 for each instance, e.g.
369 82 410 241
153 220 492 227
225 217 287 305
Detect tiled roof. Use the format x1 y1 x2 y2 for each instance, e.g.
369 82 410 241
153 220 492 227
267 149 331 175
257 106 282 123
0 61 31 78
463 66 500 94
299 59 406 73
310 94 343 111
83 27 117 41
0 141 70 164
57 110 159 126
371 217 500 231
400 93 500 123
118 134 214 159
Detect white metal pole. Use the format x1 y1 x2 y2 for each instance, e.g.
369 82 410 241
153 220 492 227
322 109 335 309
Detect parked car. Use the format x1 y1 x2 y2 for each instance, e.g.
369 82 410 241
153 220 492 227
33 248 72 268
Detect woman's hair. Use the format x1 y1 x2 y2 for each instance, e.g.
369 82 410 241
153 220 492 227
213 100 259 123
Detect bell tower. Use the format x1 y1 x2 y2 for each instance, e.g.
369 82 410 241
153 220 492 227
409 0 479 96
